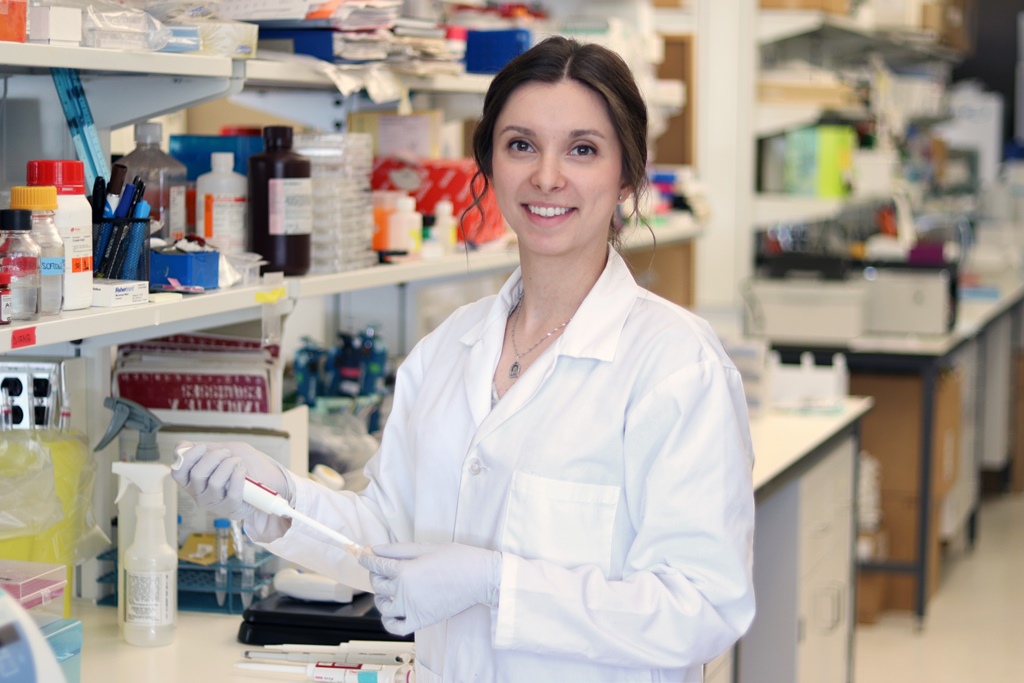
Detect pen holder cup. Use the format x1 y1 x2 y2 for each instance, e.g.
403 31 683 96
93 217 151 282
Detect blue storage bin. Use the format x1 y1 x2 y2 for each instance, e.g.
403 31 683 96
150 249 220 290
465 29 531 74
39 618 82 683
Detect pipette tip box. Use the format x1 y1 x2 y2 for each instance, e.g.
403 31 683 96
0 560 67 612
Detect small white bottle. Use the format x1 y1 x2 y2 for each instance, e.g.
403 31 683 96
27 160 93 310
113 462 177 647
433 199 459 254
196 152 248 254
388 196 422 254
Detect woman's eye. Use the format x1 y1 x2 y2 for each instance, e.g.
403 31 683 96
510 140 532 153
571 145 596 157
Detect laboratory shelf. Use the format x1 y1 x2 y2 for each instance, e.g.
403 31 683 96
758 10 961 66
0 213 701 354
753 194 849 225
755 102 872 138
287 211 702 299
242 58 686 109
0 42 234 78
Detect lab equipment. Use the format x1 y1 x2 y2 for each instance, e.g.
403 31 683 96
49 68 109 191
213 518 230 607
196 152 247 254
112 462 177 646
118 122 188 240
96 397 176 631
273 567 353 603
247 125 312 275
862 265 957 335
237 592 407 646
10 186 64 316
27 160 93 311
236 520 256 609
244 641 411 666
171 444 364 556
0 587 67 683
235 662 414 682
0 209 41 321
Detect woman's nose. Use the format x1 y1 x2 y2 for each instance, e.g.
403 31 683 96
531 153 565 193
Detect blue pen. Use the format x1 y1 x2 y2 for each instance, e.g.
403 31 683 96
114 182 136 218
122 200 151 281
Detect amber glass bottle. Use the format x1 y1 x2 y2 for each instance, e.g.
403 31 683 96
247 126 312 275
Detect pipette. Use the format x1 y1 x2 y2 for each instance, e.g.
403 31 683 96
172 444 365 557
235 662 414 683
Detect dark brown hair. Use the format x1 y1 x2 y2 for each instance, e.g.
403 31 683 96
466 35 650 249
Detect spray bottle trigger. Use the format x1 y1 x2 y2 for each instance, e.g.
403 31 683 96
114 472 132 505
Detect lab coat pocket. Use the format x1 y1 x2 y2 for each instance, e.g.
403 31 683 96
501 471 620 575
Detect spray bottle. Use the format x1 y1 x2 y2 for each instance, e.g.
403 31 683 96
95 397 176 630
112 462 177 646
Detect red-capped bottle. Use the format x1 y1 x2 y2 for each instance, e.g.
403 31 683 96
247 126 312 275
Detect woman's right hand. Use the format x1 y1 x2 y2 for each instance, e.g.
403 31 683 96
171 440 294 521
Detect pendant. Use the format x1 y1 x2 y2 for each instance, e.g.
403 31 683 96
509 360 521 379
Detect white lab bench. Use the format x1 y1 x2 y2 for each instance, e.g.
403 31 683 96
73 398 872 683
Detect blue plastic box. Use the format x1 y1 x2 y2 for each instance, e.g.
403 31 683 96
465 29 531 74
150 249 220 290
39 618 82 683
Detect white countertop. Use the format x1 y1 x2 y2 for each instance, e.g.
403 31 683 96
74 397 874 682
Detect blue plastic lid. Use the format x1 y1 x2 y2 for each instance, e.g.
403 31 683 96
214 518 231 529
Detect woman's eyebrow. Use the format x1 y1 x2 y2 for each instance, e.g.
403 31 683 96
569 129 606 139
499 125 535 137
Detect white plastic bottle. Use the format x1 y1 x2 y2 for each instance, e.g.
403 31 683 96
10 186 64 316
388 196 422 254
196 152 248 254
433 198 459 254
112 462 177 647
27 160 93 310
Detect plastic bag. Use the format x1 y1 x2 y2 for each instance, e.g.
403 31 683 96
0 435 65 540
308 399 381 489
80 1 172 51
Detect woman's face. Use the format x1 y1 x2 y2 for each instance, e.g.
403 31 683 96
490 79 628 261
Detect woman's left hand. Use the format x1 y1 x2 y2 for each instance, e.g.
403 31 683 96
358 542 502 636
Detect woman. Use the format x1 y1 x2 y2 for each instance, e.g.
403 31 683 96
174 36 755 682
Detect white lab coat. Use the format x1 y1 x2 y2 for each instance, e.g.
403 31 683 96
259 248 756 682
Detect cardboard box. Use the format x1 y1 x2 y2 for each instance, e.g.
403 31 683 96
371 157 506 245
941 0 975 53
849 370 961 497
91 279 148 307
920 2 945 33
856 570 888 624
760 0 849 13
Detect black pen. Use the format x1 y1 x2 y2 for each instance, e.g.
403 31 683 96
91 176 105 224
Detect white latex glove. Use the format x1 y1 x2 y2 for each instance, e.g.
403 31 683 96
358 542 502 636
171 440 294 532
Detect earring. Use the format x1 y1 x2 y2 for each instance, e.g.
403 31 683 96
618 194 623 201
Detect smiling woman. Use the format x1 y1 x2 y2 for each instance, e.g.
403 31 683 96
173 35 756 683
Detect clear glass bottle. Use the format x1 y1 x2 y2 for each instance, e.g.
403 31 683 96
0 208 42 321
27 159 94 310
119 121 189 241
214 517 231 607
10 186 64 316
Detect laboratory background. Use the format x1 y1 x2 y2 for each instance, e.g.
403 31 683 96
0 0 1022 681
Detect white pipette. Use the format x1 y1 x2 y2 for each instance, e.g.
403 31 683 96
173 444 366 557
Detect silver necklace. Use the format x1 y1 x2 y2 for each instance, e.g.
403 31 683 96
508 293 572 379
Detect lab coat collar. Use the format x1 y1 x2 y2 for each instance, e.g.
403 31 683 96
458 247 640 363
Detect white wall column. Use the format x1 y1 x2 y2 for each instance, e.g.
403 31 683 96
695 0 757 313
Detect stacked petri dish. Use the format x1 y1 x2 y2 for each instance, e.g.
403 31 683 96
293 133 377 274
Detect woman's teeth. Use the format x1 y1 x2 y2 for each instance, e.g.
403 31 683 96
528 205 570 217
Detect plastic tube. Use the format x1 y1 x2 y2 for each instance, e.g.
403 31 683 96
214 518 230 607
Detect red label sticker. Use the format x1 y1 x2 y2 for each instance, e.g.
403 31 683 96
11 327 36 349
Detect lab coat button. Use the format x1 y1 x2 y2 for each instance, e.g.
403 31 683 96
468 459 482 475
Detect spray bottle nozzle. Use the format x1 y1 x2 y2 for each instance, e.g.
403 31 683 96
95 396 164 461
113 461 171 508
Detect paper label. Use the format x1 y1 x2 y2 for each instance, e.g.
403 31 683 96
169 184 187 241
268 178 312 236
124 569 174 625
66 226 93 273
0 291 11 324
204 193 247 252
11 327 35 348
40 257 65 275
